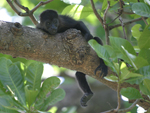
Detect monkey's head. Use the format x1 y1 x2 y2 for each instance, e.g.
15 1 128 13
39 10 59 35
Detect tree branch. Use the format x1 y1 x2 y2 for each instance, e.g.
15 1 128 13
0 20 150 110
109 17 148 30
119 17 127 39
6 0 54 25
90 0 103 24
103 1 110 45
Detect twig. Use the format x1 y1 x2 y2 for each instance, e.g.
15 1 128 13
109 17 148 30
31 0 54 13
101 99 139 113
107 14 121 25
14 0 29 13
6 0 54 25
90 0 103 24
103 1 110 45
103 1 110 25
141 17 148 25
107 0 123 25
118 99 139 113
119 17 127 39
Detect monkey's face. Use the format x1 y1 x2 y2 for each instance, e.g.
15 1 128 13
44 18 59 35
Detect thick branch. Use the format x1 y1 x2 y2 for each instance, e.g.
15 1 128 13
0 20 149 110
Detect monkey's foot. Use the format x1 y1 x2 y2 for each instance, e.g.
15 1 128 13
80 93 93 107
95 63 108 78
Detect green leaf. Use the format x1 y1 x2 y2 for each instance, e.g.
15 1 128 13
137 65 150 77
89 39 116 72
25 85 39 107
0 82 22 112
125 65 150 84
105 74 118 82
138 49 150 64
47 88 66 105
14 62 26 79
110 37 136 62
103 45 117 61
0 58 25 105
39 77 60 99
122 47 149 70
131 24 142 40
140 79 150 95
26 62 43 90
138 25 150 49
62 5 93 20
132 3 150 17
120 62 143 82
125 76 143 85
121 87 142 100
40 88 65 111
35 77 61 109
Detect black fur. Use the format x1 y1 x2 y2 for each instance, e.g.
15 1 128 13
36 10 108 107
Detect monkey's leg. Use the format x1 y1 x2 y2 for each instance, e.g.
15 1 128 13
75 72 93 107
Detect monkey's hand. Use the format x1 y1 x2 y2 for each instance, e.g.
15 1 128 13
95 58 108 78
80 92 93 107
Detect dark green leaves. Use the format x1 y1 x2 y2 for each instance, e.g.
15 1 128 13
121 87 142 100
0 58 25 105
138 25 150 49
0 58 65 112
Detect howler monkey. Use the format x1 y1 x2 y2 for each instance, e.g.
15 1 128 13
36 10 108 107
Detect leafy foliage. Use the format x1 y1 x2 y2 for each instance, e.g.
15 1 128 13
0 58 65 113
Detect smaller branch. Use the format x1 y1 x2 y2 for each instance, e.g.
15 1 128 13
101 99 139 113
90 0 103 24
119 0 124 11
107 14 121 25
119 17 127 39
31 0 54 13
103 1 110 45
103 1 110 25
6 0 22 16
14 0 29 13
109 17 148 30
141 17 148 25
118 99 139 113
107 0 123 25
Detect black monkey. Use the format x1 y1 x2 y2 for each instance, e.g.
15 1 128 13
36 10 108 107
